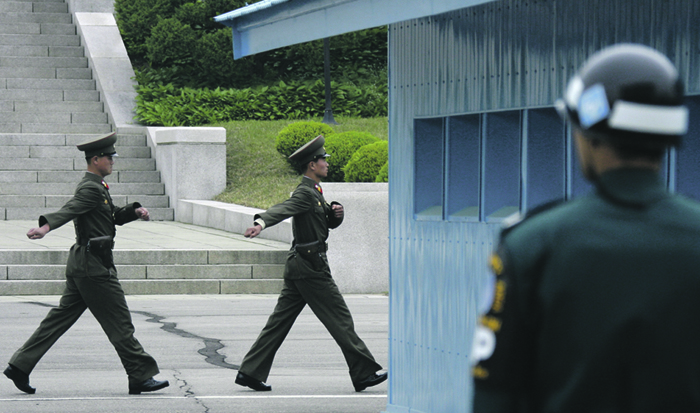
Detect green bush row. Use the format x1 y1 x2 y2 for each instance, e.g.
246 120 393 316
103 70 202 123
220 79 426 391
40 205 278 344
134 78 388 126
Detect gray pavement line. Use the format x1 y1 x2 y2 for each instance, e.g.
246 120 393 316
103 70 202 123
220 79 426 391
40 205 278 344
21 301 240 371
0 395 387 402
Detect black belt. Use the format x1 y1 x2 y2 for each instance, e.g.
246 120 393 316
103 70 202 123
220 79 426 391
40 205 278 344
77 236 114 252
294 240 327 255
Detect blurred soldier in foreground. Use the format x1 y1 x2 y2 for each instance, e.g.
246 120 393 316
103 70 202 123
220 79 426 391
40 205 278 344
472 44 700 412
4 133 169 395
234 135 387 393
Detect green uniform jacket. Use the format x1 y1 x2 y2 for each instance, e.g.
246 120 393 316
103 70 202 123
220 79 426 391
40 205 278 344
39 172 141 278
473 168 700 413
256 176 343 279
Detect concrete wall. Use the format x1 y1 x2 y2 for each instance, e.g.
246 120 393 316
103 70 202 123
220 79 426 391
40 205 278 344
323 183 388 294
66 0 114 13
146 127 228 220
72 11 138 131
178 183 389 294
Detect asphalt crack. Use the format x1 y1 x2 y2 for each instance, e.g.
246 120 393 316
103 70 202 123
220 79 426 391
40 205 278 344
132 310 239 370
173 369 211 413
24 301 239 370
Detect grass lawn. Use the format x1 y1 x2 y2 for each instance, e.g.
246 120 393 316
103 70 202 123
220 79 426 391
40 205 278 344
212 116 388 209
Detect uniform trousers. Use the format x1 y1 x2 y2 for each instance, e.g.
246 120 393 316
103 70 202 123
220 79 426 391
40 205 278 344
9 273 159 384
239 276 382 383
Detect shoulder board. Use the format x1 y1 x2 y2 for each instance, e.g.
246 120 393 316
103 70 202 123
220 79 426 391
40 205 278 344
499 199 566 239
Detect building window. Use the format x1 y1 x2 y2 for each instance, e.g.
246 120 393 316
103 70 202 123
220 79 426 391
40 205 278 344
525 108 567 209
412 96 700 223
414 118 444 219
446 115 481 221
674 95 700 200
482 111 522 221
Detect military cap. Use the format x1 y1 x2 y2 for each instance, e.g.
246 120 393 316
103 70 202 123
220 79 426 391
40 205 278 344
77 132 118 158
289 135 330 165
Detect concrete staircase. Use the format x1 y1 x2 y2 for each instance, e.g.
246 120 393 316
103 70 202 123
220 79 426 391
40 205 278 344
0 0 287 295
0 245 287 296
0 0 173 219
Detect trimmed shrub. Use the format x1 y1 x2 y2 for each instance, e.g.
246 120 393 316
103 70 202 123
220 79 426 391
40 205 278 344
344 140 388 183
324 131 378 182
275 121 335 160
114 0 181 63
146 17 197 67
375 161 388 182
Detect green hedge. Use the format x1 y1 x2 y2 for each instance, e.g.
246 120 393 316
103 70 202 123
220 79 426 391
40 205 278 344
325 131 379 182
344 140 389 183
134 78 388 126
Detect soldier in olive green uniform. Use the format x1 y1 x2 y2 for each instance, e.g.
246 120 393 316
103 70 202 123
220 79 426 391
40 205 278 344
3 133 169 395
472 45 700 412
234 135 387 392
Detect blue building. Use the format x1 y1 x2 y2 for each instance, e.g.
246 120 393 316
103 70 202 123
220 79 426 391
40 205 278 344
216 1 700 411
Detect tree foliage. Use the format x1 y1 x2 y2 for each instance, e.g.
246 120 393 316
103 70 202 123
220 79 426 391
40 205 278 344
115 0 387 90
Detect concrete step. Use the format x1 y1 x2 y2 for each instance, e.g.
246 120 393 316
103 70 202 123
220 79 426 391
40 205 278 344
12 101 102 112
0 249 287 266
4 264 284 281
0 56 87 68
0 181 164 195
0 145 151 159
0 170 161 184
4 123 112 134
3 207 174 221
0 279 285 295
0 246 286 294
4 78 94 90
1 0 67 3
2 0 67 3
0 123 111 134
0 89 99 102
0 145 149 159
0 133 131 146
0 67 92 79
0 23 75 35
0 45 83 57
0 194 168 208
0 2 68 13
0 12 72 25
0 112 107 124
0 34 80 47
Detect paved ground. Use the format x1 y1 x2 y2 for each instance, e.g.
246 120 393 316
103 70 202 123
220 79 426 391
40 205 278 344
0 220 290 251
0 294 389 413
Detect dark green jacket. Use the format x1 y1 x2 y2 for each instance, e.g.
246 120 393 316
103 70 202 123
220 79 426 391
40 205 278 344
256 176 343 279
473 168 700 413
40 172 141 277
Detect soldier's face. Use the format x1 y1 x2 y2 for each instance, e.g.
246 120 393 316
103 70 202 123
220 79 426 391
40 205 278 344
312 157 329 178
94 155 114 177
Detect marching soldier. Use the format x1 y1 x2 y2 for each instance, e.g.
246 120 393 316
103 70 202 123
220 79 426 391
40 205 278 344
234 135 387 392
4 132 169 395
472 44 700 412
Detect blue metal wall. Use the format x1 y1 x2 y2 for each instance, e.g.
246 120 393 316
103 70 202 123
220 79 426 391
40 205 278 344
386 0 700 412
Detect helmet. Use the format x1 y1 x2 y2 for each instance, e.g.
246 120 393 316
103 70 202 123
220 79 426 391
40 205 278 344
556 44 688 146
